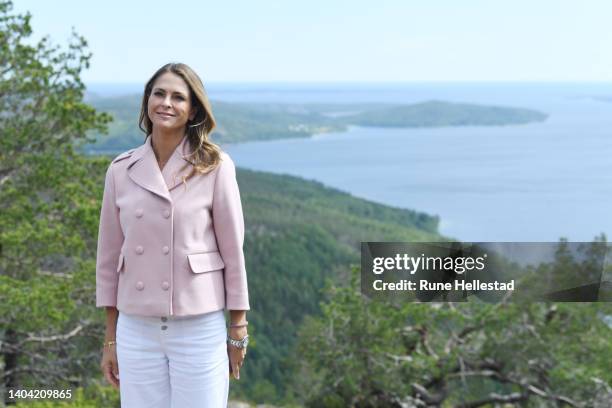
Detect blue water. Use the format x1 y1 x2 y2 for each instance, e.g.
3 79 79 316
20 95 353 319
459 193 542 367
89 82 612 242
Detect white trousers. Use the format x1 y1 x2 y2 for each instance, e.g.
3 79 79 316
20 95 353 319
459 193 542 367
116 310 229 408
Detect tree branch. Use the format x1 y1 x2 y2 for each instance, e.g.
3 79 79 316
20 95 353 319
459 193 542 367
17 325 83 348
456 392 527 408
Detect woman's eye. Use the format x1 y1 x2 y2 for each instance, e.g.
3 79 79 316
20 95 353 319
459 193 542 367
154 91 164 96
174 96 185 101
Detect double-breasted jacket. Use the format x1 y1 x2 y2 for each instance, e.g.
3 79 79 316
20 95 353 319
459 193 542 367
95 135 250 316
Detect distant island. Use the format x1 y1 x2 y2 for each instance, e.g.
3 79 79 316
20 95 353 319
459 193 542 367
81 94 547 154
341 100 547 127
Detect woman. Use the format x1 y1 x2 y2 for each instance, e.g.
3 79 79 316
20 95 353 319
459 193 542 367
96 62 250 408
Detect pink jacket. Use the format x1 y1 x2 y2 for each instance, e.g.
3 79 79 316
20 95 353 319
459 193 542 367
95 135 250 316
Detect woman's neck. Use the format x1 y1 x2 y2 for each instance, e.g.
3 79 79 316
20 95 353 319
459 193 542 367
151 129 185 171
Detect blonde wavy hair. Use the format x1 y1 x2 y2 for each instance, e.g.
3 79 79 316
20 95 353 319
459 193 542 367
138 62 221 178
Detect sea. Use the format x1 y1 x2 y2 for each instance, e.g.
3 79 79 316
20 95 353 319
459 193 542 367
88 82 612 242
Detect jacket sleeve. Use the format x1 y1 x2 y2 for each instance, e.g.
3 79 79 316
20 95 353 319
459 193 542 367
212 154 250 310
96 164 123 308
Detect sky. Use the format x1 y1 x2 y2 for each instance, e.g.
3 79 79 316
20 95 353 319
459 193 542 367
12 0 612 83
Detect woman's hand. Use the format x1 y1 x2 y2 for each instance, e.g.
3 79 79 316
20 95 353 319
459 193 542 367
227 326 248 380
100 346 120 389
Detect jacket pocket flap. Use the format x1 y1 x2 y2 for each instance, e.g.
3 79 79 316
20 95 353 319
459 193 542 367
116 253 125 273
188 251 225 273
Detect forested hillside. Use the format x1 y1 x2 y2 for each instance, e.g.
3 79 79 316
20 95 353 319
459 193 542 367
82 95 548 154
232 168 441 401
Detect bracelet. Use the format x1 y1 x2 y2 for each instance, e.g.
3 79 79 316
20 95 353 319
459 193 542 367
227 334 249 349
103 340 116 349
229 321 248 328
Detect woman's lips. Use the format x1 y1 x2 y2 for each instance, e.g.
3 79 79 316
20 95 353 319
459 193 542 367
157 112 175 117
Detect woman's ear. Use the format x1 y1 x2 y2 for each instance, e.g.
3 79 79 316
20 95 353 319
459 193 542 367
189 108 196 122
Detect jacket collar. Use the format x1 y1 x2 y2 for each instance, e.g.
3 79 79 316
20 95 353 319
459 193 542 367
127 135 193 201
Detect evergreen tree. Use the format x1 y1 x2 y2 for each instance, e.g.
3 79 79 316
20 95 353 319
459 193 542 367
0 0 111 402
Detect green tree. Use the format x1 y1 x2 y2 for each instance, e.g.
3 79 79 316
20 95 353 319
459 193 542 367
295 266 612 407
0 0 111 402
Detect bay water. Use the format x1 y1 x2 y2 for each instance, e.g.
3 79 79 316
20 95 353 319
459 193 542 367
214 82 612 242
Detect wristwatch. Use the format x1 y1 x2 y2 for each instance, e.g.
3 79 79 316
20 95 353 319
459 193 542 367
227 334 249 349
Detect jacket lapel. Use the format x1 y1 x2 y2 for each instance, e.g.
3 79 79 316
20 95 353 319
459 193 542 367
127 136 172 202
162 135 195 192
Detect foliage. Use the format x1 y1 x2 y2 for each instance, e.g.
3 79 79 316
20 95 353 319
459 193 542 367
0 0 110 403
227 167 443 403
295 264 612 407
12 382 120 407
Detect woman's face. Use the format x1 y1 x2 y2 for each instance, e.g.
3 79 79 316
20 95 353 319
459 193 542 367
147 72 196 133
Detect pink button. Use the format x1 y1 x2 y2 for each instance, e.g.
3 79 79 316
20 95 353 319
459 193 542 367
135 209 144 218
136 281 144 290
162 209 171 218
161 281 170 290
162 246 169 254
135 246 144 254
